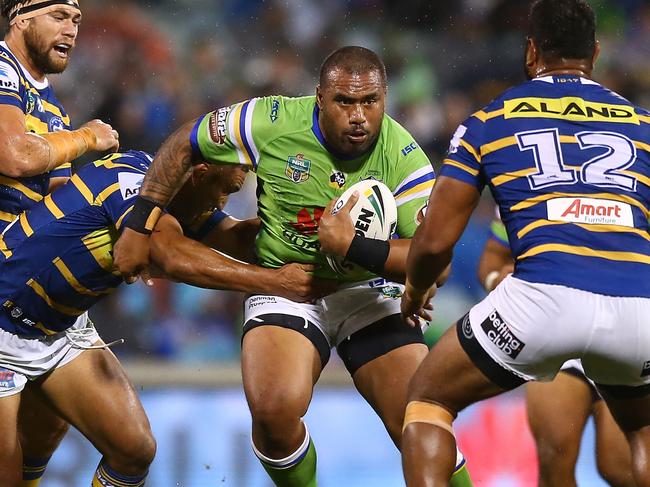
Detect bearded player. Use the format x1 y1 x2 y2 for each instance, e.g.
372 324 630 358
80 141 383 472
0 1 119 485
0 149 330 487
112 47 472 487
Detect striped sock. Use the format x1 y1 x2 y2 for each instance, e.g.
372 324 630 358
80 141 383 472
20 456 50 487
450 449 474 487
92 459 147 487
252 421 317 487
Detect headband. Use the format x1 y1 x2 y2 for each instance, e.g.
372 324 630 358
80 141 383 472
9 0 80 25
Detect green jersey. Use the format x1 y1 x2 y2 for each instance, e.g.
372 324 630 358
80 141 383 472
191 95 435 281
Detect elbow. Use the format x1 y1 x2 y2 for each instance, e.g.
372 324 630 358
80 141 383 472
0 154 35 178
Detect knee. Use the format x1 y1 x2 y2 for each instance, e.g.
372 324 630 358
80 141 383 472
535 435 578 479
250 390 306 429
597 455 634 487
105 425 157 472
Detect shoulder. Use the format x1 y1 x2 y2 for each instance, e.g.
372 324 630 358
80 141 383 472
0 48 23 94
77 151 150 194
380 114 425 158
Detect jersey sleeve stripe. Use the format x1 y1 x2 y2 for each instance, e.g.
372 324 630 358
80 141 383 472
481 136 516 157
243 98 260 167
510 192 650 219
190 116 204 158
460 139 481 162
70 175 94 205
393 165 434 194
238 100 256 167
27 278 84 316
517 243 650 265
228 102 252 166
43 195 64 219
395 182 434 207
394 170 435 197
0 176 43 202
19 213 33 236
443 159 479 176
473 108 504 123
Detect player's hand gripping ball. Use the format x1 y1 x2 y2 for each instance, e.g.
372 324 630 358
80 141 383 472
326 179 397 279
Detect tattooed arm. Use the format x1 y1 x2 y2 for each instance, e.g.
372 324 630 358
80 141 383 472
113 119 200 284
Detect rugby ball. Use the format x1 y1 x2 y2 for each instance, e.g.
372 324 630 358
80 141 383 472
326 179 397 278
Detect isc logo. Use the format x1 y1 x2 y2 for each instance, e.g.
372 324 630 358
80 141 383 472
401 142 418 156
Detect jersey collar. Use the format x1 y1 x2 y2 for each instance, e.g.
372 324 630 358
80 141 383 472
311 103 369 161
0 41 49 90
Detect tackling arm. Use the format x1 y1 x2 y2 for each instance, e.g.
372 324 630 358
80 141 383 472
150 214 335 302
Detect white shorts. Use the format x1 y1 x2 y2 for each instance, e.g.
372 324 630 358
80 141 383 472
243 279 425 373
461 276 650 391
0 313 99 397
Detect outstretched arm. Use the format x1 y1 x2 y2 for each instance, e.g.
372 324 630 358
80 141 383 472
150 214 336 302
401 176 480 325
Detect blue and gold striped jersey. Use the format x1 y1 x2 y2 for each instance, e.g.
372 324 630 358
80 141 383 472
0 41 72 232
0 151 228 337
442 75 650 298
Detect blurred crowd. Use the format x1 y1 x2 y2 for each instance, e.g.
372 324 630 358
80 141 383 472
7 0 650 360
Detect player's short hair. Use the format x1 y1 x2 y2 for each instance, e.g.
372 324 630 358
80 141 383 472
319 46 387 88
1 0 24 20
529 0 596 60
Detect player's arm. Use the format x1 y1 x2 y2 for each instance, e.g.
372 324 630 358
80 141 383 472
401 115 485 325
201 216 261 263
0 105 118 178
401 176 480 325
114 99 271 282
149 214 334 302
478 231 514 292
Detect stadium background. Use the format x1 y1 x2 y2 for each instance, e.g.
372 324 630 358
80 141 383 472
6 0 650 484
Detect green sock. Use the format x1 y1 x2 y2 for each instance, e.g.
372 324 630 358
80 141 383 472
255 424 317 487
450 454 473 487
